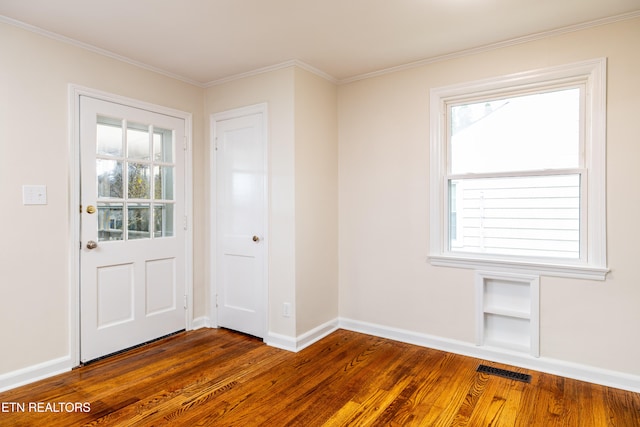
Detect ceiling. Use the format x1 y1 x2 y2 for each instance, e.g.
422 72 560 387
1 0 639 86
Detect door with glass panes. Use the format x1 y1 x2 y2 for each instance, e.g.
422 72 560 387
80 96 186 362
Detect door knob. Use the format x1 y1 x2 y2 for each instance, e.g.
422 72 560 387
86 240 98 250
86 205 96 214
252 235 260 242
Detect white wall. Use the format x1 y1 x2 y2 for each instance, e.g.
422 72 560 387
294 68 339 335
0 22 204 376
338 17 640 376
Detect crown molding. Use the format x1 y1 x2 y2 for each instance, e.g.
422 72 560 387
1 14 338 87
203 59 338 87
0 15 205 87
338 10 640 85
3 9 639 88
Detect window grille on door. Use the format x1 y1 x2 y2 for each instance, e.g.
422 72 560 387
96 116 175 241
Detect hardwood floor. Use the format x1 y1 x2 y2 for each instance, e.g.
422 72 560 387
0 328 638 426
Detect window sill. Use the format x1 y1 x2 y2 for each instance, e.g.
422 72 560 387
429 254 609 281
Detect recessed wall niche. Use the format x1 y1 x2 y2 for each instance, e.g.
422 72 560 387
475 271 540 357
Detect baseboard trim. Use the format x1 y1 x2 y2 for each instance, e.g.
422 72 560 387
264 331 297 351
0 316 212 393
5 318 636 394
338 317 640 393
191 316 211 330
265 319 339 352
296 319 340 351
0 356 72 393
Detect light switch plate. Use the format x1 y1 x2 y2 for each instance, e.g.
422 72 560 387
23 185 47 205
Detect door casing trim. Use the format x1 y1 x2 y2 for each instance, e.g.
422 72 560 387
68 84 194 366
209 103 269 337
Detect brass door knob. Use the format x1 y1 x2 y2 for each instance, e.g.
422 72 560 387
86 240 98 250
252 235 260 242
86 205 96 214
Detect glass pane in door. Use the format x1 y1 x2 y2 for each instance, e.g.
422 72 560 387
97 116 123 156
154 204 174 237
97 159 123 198
153 128 174 162
127 122 150 160
128 203 150 239
128 163 150 199
154 166 174 200
98 203 124 241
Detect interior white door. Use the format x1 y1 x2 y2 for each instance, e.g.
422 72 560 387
80 96 186 362
215 111 267 338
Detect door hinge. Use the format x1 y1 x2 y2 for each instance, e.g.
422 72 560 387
215 294 219 308
183 138 188 151
183 216 188 230
214 136 218 151
184 294 188 309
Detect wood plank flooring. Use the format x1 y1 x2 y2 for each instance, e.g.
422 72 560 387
0 328 638 426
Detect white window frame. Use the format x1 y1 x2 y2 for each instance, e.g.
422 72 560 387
429 58 608 280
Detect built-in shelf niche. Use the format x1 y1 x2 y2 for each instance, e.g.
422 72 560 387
475 271 539 357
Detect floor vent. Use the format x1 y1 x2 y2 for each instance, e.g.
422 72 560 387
476 364 531 383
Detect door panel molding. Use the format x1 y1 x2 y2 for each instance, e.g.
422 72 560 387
210 103 269 337
69 85 193 366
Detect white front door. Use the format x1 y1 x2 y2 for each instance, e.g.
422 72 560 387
80 96 187 362
214 107 267 338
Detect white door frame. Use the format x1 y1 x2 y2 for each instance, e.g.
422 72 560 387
68 84 194 366
209 103 269 332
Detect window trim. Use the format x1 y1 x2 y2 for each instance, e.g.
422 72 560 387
429 58 608 280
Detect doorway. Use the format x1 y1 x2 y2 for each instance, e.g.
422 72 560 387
211 104 268 338
72 88 193 363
